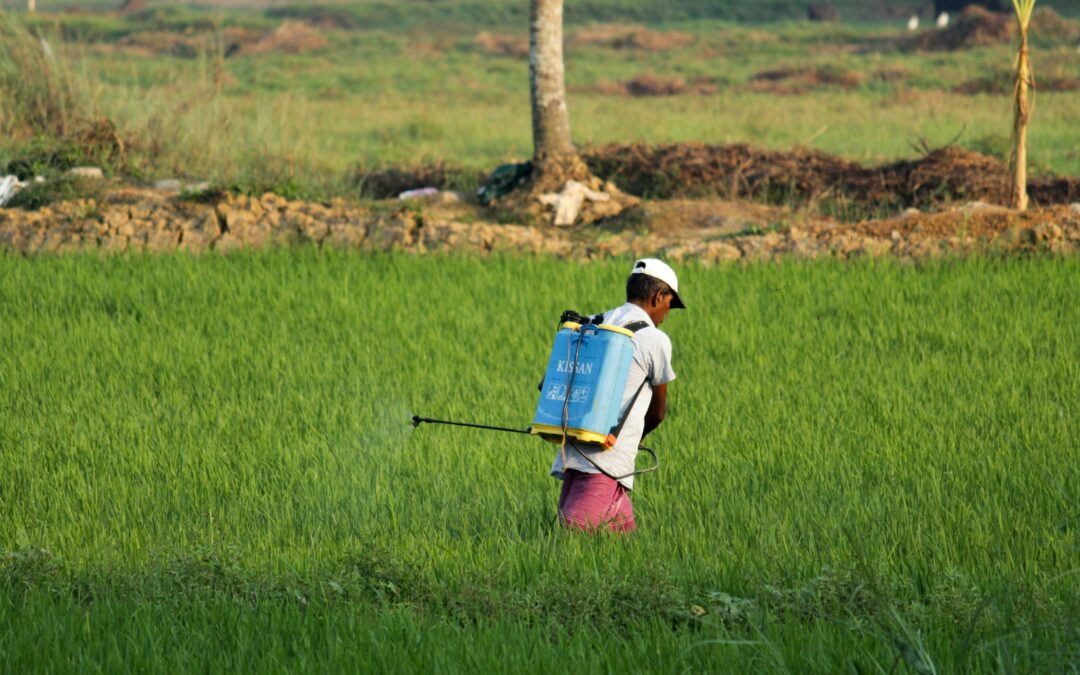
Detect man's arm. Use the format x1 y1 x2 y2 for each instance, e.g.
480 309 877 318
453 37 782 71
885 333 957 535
642 383 667 438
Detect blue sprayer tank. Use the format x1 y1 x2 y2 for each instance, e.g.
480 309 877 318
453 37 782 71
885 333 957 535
531 321 635 448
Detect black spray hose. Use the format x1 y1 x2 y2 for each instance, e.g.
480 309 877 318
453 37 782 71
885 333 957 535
410 415 659 481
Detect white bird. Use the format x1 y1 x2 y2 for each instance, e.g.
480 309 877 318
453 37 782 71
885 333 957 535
936 12 950 29
907 15 920 31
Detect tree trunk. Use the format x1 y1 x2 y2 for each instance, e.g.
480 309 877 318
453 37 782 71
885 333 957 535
1011 30 1031 211
28 0 36 13
529 0 581 179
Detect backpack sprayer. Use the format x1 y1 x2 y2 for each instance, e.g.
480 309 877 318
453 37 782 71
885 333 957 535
411 310 659 481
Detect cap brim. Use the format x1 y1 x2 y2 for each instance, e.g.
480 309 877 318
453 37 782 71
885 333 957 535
670 289 686 309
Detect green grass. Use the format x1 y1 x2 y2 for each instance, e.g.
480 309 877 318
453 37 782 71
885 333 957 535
1 251 1078 671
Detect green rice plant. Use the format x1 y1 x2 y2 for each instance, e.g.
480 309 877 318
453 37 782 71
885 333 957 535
0 252 1077 671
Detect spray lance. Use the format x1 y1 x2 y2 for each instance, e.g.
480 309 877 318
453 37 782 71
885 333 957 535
411 310 659 481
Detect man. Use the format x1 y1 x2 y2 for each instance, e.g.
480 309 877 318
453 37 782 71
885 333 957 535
550 258 684 533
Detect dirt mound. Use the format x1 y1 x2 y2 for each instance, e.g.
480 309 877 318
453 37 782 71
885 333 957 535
906 6 1014 51
471 32 529 58
116 27 262 58
749 66 864 94
238 21 328 56
590 74 718 97
1030 7 1080 40
570 24 694 51
582 143 1080 210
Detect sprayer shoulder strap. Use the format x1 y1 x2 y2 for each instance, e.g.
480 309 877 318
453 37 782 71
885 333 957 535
607 319 652 441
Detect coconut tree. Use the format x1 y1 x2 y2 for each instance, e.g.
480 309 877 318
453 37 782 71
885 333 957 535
528 0 589 190
1010 0 1036 211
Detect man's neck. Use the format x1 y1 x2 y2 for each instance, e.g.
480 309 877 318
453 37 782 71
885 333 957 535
627 299 657 326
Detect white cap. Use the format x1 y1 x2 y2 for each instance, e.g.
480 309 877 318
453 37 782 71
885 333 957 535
630 258 685 309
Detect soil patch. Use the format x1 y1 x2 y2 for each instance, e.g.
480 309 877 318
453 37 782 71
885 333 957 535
748 66 865 94
588 74 718 97
570 24 694 51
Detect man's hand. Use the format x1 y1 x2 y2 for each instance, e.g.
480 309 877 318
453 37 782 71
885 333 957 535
642 383 667 438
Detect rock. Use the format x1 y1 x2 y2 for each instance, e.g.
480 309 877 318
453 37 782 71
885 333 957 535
1070 203 1080 216
901 208 921 218
65 167 104 180
1033 222 1064 242
178 228 215 254
154 179 183 191
145 229 178 252
703 241 742 262
437 191 462 204
862 238 893 257
214 232 245 254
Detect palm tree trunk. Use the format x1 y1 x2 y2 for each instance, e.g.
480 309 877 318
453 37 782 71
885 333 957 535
529 0 577 174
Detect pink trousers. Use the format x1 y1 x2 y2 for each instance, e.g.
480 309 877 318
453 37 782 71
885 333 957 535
558 469 636 533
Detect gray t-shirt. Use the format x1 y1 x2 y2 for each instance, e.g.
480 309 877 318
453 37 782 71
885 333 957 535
550 303 676 490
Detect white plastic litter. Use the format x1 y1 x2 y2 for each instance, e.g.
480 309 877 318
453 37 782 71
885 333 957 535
0 175 23 207
398 187 439 200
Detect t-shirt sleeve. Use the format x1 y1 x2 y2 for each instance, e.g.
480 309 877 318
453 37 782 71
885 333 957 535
648 331 676 386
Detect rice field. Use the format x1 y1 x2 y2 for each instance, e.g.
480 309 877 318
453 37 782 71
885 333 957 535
1 251 1078 671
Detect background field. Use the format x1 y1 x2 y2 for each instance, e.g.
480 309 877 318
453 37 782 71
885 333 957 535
2 252 1078 671
4 2 1080 201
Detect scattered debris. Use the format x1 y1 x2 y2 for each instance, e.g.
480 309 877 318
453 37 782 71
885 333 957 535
398 187 440 201
65 167 104 180
538 180 612 226
478 162 532 206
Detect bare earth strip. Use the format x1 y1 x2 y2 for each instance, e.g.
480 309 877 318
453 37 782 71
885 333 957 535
1 190 1078 261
